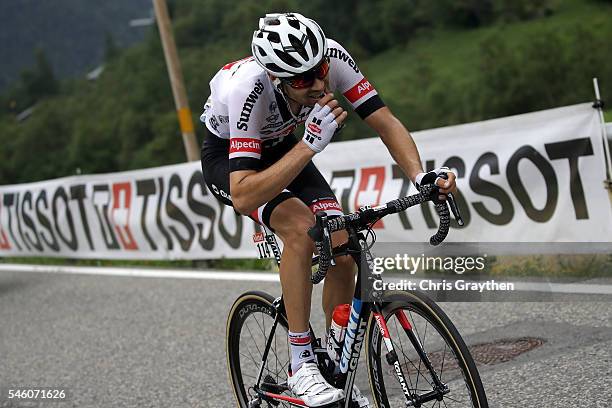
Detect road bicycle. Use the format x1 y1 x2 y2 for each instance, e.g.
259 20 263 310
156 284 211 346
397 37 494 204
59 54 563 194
226 182 489 407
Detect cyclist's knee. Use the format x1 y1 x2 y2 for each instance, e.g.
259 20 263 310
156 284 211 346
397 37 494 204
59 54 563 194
330 254 356 277
274 214 316 252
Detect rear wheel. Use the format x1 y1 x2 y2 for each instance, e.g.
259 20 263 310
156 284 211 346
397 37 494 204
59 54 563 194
366 291 488 408
226 291 292 408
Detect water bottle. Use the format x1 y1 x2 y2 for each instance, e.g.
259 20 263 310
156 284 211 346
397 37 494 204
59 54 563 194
326 303 350 373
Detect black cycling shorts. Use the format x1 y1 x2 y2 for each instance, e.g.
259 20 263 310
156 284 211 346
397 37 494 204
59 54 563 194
200 128 343 230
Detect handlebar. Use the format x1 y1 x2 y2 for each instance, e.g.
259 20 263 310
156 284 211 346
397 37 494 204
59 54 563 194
308 182 462 284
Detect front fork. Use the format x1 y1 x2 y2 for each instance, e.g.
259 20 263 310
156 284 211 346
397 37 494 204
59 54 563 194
373 306 449 407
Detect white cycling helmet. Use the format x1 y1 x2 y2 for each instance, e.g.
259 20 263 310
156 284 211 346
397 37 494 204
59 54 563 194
252 13 327 78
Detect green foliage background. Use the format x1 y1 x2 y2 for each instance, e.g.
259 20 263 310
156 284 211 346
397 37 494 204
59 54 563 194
0 0 151 92
1 0 611 186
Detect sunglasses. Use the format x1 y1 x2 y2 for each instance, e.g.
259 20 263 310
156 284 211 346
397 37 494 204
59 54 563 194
282 57 330 89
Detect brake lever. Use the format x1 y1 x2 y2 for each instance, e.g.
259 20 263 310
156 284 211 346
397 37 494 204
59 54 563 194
437 173 464 226
310 212 335 267
447 193 464 226
322 221 336 267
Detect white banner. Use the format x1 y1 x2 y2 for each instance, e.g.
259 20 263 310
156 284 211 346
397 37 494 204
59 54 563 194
315 103 612 242
0 103 610 259
0 163 259 259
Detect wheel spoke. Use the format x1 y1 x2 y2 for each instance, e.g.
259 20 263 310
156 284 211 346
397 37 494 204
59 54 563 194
245 320 264 357
267 337 287 376
409 310 426 392
440 343 448 382
393 323 435 389
390 314 417 394
240 351 260 368
241 372 258 380
442 394 469 404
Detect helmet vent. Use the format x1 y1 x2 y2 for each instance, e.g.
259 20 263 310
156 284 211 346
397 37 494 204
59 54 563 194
267 31 281 43
265 63 282 73
274 49 301 68
287 18 301 30
288 34 308 60
305 27 318 56
256 46 267 57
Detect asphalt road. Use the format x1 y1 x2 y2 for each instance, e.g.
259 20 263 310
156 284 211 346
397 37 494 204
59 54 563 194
0 269 611 407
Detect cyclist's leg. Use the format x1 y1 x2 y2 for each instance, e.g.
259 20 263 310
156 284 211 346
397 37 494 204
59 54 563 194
284 161 356 329
267 198 317 334
323 229 355 328
202 132 318 335
267 201 355 331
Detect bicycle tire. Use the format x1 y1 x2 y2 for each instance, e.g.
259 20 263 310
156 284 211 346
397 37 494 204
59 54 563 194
226 291 292 408
365 290 488 408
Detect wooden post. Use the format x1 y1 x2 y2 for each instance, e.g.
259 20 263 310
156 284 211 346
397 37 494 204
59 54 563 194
152 0 199 162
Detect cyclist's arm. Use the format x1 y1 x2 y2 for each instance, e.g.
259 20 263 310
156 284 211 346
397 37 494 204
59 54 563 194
230 142 315 215
229 91 343 215
364 106 423 182
226 74 308 215
364 107 456 195
327 39 438 186
328 40 420 182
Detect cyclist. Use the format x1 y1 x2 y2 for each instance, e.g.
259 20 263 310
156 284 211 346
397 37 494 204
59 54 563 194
200 12 457 407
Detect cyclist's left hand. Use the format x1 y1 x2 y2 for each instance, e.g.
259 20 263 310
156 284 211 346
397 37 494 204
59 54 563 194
415 167 457 201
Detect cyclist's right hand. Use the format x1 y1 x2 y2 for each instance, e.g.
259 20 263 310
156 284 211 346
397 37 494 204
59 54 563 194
302 93 348 153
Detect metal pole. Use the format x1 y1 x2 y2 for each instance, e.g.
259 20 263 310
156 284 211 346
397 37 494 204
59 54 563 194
593 78 612 205
152 0 200 162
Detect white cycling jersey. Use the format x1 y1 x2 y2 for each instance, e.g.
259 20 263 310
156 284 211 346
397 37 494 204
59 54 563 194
200 39 384 172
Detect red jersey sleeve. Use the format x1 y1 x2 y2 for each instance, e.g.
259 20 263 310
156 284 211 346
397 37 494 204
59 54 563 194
327 39 385 119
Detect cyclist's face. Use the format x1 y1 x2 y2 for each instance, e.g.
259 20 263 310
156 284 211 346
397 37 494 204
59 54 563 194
283 77 329 107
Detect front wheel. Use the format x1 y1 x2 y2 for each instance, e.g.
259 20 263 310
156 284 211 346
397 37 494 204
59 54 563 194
366 290 488 408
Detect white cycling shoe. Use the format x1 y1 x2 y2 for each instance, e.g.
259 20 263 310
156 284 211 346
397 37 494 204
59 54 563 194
288 362 345 407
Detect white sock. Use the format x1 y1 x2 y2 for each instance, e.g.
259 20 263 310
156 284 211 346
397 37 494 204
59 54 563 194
289 330 315 374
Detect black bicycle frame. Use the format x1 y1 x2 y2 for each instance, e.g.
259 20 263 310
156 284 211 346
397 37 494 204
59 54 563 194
251 226 448 407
